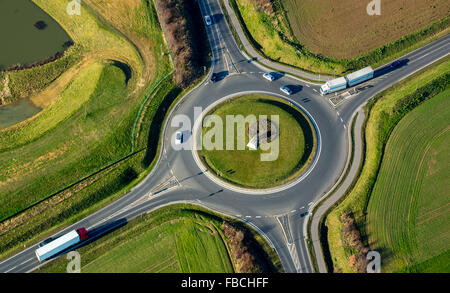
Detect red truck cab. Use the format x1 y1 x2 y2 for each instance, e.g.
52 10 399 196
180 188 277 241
76 227 88 240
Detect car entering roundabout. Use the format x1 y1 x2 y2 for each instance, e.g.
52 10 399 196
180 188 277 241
280 85 293 95
263 72 275 81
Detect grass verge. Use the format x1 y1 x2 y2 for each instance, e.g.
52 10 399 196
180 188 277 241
198 94 316 189
306 112 360 273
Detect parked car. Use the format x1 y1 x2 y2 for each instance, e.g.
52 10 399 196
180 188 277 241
205 15 212 26
280 85 293 95
263 72 275 81
175 131 183 145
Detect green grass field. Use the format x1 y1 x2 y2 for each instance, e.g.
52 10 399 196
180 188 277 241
0 62 133 220
366 90 450 272
325 58 450 273
81 219 233 273
198 94 315 188
34 205 282 273
0 0 171 221
0 0 177 259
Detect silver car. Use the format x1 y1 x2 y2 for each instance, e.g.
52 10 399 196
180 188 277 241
263 72 275 81
175 131 183 145
280 85 293 95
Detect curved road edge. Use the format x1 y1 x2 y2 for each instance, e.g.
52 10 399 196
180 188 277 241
220 0 333 82
307 107 365 273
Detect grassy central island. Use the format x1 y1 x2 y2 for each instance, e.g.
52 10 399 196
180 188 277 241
198 94 315 189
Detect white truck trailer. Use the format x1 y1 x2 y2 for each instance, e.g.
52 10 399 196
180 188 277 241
345 66 374 87
35 228 88 262
320 77 347 95
320 66 375 95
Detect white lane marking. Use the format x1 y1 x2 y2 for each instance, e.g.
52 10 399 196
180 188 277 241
245 216 252 218
4 266 17 273
313 89 318 93
305 84 310 87
255 216 262 219
236 215 242 217
20 259 33 266
297 228 311 273
290 210 296 213
288 243 302 272
340 117 344 123
409 43 450 64
344 124 347 129
336 111 340 116
308 202 314 206
300 206 305 209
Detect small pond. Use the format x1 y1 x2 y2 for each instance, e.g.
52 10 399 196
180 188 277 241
0 98 41 130
0 0 72 70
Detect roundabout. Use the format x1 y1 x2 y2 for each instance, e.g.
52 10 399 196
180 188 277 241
2 0 445 274
194 93 318 191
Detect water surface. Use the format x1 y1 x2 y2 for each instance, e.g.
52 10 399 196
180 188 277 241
0 0 72 70
0 98 41 130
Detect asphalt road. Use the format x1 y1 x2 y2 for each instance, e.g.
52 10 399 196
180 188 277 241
0 0 448 273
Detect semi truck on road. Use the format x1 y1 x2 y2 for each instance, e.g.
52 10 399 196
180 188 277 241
320 66 374 95
35 228 88 262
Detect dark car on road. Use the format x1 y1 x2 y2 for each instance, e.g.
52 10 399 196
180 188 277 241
211 73 218 83
390 60 402 68
38 237 54 247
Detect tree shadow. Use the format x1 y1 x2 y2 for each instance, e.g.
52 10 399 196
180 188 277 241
142 86 182 168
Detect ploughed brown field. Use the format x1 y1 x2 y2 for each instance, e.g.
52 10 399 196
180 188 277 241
283 0 450 59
